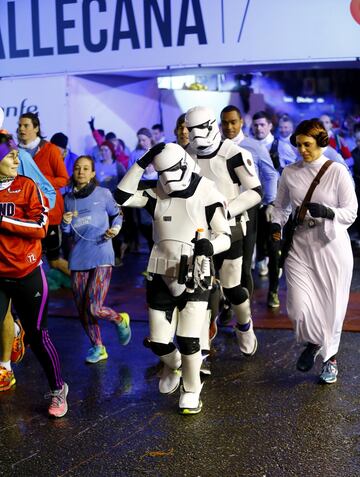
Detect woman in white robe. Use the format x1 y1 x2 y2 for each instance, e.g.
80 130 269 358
271 119 357 384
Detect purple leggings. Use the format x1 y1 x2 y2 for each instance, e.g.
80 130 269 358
71 267 119 346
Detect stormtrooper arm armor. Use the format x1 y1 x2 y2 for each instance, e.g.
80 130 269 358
114 162 149 208
228 186 262 218
227 157 263 218
206 203 231 255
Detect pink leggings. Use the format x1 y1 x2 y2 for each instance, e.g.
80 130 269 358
71 267 118 346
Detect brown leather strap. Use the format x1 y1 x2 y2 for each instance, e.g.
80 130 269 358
297 160 333 224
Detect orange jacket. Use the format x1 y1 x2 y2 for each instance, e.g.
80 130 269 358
0 175 49 278
33 141 69 224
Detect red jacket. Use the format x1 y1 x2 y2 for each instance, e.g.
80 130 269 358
0 175 49 278
33 141 69 224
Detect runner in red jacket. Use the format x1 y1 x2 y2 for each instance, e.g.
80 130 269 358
0 135 68 417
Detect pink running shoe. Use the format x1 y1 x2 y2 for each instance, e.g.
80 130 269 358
47 382 69 418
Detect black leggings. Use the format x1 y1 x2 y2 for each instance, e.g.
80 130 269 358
0 266 64 391
256 207 281 293
241 205 258 297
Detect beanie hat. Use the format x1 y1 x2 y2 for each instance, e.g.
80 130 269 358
0 132 17 162
50 132 68 149
100 140 116 159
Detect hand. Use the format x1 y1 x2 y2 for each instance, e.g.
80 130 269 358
62 211 74 224
193 238 214 257
137 142 166 169
306 202 335 220
104 226 120 240
270 222 281 242
265 204 274 222
88 116 95 131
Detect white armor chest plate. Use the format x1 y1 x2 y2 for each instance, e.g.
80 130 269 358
194 141 240 201
147 179 212 278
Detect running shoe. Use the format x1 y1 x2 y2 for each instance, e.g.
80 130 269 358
159 365 181 394
296 343 321 372
85 345 108 364
116 312 131 345
11 320 25 363
47 382 69 418
235 319 258 356
319 359 338 384
267 291 280 308
0 366 16 391
178 385 203 415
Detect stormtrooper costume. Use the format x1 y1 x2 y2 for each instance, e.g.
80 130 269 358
115 143 231 414
185 107 262 354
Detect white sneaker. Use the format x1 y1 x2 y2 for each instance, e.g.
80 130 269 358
159 365 181 394
235 319 258 356
178 385 203 415
257 258 269 277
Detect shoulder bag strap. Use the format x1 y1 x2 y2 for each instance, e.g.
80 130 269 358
297 160 333 224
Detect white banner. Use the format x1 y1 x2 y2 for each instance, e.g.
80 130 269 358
0 0 359 78
0 76 68 139
0 73 249 160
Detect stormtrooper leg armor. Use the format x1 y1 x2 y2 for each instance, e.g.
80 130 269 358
218 256 258 356
176 299 209 414
149 308 182 394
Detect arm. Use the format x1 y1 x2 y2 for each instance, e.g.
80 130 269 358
105 189 123 232
227 150 262 218
207 203 231 255
114 163 150 208
88 117 103 147
0 180 48 239
271 169 292 228
61 195 73 234
93 129 104 147
256 148 279 205
326 165 357 227
114 143 165 207
193 182 232 259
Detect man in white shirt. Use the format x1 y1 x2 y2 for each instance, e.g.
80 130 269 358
220 105 279 308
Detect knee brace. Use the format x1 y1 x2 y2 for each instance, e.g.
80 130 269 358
149 341 176 357
223 284 248 306
176 336 200 355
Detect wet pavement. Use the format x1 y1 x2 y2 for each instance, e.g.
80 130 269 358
1 247 360 477
1 318 360 477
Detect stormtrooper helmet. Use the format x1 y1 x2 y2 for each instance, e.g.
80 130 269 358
185 106 221 150
153 143 196 194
